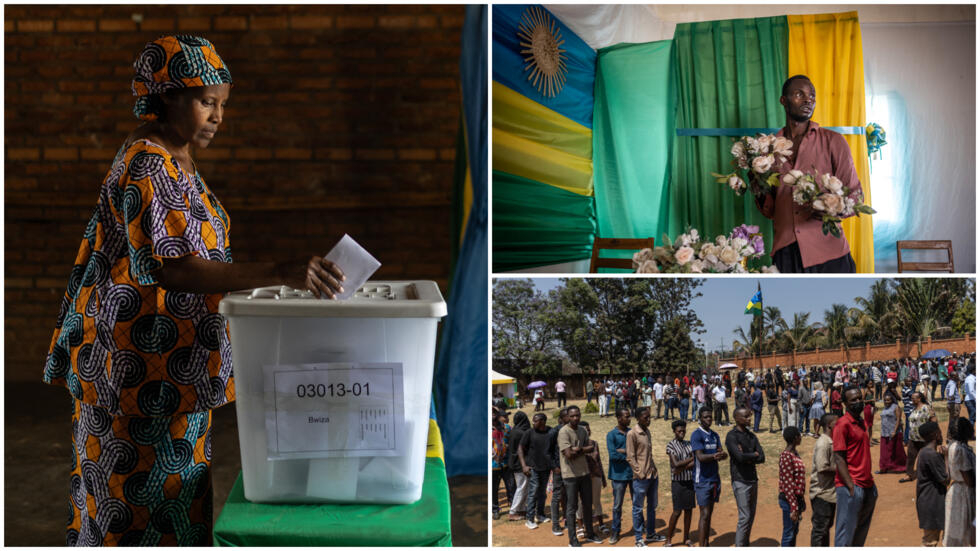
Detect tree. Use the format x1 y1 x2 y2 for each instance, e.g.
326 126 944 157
762 306 786 350
850 279 898 343
550 278 705 375
779 312 819 352
652 317 701 374
891 278 962 345
821 303 851 348
732 322 763 357
492 279 562 376
951 301 976 336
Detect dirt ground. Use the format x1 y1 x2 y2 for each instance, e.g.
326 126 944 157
492 396 966 547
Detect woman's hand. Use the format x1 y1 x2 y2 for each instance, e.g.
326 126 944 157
303 256 345 299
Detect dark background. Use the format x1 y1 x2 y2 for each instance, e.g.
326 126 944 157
5 4 485 546
6 4 463 383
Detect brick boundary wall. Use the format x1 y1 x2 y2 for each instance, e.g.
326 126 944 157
494 334 977 399
5 5 465 382
720 334 976 370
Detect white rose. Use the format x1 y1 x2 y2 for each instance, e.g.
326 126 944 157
728 175 746 191
761 265 780 273
715 235 729 247
812 198 826 212
756 134 773 152
745 137 761 154
819 193 844 216
689 259 704 273
632 248 655 268
674 246 695 265
700 243 718 260
718 246 740 265
822 174 843 194
731 141 746 159
731 237 748 251
792 187 807 205
751 154 775 174
772 136 793 157
637 259 659 273
689 229 699 242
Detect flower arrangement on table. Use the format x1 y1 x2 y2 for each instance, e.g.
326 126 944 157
632 225 778 274
713 132 876 237
781 170 876 237
712 133 793 198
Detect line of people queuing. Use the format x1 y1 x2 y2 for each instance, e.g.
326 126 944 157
493 354 975 547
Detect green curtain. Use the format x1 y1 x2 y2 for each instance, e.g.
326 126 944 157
492 170 597 271
593 40 676 262
669 16 788 265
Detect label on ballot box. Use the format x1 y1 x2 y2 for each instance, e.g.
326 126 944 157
264 362 405 459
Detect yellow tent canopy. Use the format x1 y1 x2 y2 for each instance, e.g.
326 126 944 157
491 370 516 385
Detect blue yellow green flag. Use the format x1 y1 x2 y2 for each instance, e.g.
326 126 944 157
745 291 762 316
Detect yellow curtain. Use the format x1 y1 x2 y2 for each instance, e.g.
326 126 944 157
492 81 594 197
787 12 874 273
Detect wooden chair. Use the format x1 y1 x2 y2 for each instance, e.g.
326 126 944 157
589 237 655 273
896 240 954 272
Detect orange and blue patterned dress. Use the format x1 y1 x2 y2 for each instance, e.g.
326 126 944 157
43 139 234 546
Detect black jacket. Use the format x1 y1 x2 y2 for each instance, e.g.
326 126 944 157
725 427 765 483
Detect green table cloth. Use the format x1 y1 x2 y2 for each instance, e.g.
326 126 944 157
213 456 452 546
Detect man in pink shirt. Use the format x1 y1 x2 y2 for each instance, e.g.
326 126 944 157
756 75 860 273
556 379 567 408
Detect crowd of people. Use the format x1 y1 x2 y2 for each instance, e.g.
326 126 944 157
493 354 975 547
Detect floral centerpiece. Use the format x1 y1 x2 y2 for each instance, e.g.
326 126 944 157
713 133 793 198
632 225 778 274
781 170 876 237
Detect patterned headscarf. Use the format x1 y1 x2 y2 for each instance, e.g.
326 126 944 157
131 35 232 121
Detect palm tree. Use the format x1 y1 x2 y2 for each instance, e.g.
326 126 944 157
762 306 786 347
732 323 762 357
849 279 897 343
822 303 851 348
780 312 819 352
891 279 959 354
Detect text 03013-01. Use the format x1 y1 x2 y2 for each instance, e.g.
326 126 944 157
296 382 371 398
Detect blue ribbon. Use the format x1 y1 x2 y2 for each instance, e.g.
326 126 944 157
676 126 867 137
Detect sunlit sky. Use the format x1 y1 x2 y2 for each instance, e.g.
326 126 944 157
522 277 896 352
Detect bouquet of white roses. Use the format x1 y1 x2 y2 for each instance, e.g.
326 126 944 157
713 133 794 198
632 225 778 274
781 170 876 237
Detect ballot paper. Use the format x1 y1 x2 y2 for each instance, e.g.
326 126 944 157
323 234 381 300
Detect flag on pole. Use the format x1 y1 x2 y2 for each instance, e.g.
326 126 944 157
745 291 762 316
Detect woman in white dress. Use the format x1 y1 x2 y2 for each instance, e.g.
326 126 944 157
944 417 976 547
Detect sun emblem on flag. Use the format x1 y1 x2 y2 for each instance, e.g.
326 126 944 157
517 6 568 98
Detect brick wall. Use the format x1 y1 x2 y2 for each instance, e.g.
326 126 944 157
720 334 976 370
5 5 465 382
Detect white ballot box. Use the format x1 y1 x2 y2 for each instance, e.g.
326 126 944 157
219 281 447 504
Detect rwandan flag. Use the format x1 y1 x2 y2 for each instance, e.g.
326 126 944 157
745 291 762 316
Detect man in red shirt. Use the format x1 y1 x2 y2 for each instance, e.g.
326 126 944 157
756 75 860 273
832 386 877 546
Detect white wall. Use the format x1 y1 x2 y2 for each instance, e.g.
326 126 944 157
862 21 976 272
